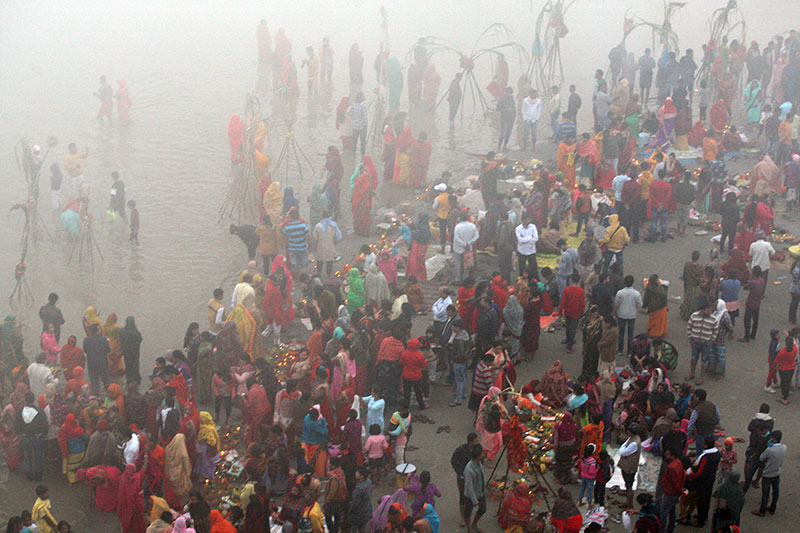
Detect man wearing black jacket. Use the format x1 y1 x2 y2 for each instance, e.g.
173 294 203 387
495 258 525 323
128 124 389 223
743 403 775 492
451 433 480 526
16 391 48 480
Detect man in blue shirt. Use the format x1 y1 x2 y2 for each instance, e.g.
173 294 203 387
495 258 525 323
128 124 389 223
282 208 309 272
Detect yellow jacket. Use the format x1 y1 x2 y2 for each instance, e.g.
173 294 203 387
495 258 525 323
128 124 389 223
601 214 630 251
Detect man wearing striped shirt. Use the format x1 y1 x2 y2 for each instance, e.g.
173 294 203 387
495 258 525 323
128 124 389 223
687 297 718 385
282 208 309 272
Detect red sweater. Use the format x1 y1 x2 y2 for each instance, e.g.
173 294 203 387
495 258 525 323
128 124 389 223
560 285 586 319
776 347 797 371
661 458 686 496
400 349 427 381
649 180 672 209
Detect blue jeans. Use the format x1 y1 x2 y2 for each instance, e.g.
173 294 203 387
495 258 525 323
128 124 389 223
578 477 595 502
557 274 569 298
690 342 712 367
603 250 623 274
565 317 579 350
649 207 668 240
760 475 780 514
660 494 680 533
522 120 538 143
22 434 44 479
617 318 635 353
453 362 467 403
696 432 714 454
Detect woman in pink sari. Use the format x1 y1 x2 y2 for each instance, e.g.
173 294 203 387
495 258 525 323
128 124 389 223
475 387 505 460
116 80 131 126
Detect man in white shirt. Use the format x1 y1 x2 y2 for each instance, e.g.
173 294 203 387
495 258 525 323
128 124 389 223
548 85 561 140
612 172 630 202
614 275 643 355
121 427 140 465
515 212 539 278
749 229 775 287
26 352 54 401
452 211 479 283
521 89 542 151
432 286 453 324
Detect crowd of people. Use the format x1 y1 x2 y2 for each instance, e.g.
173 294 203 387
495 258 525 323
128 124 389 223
3 12 800 533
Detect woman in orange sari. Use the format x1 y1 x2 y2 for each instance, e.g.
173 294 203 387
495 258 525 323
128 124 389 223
556 134 577 190
410 132 432 188
393 126 414 186
352 166 375 237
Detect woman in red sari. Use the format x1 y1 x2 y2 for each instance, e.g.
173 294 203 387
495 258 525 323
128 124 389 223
60 336 84 380
117 464 147 533
352 161 376 236
410 132 432 188
521 286 542 361
709 99 729 132
405 213 431 280
245 380 270 444
393 126 415 186
487 53 509 99
383 120 396 182
457 279 476 334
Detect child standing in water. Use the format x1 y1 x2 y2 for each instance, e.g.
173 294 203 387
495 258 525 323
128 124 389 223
128 199 139 245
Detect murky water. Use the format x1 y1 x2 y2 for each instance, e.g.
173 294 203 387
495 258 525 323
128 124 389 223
0 0 789 366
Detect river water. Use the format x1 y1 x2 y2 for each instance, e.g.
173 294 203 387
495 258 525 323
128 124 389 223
0 0 790 367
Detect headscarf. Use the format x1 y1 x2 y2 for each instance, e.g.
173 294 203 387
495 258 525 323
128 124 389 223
370 488 409 531
779 101 793 120
347 268 366 313
61 336 84 377
503 295 523 337
751 155 782 194
164 433 193 496
412 213 432 245
555 411 578 443
712 298 728 325
423 503 440 533
57 413 85 458
335 305 351 330
551 487 580 520
326 145 344 179
119 316 142 354
283 186 299 214
197 411 220 453
209 510 237 533
104 313 121 342
264 181 283 221
117 464 144 528
365 263 391 303
309 184 327 228
172 517 196 533
9 382 28 414
84 307 101 328
104 384 125 418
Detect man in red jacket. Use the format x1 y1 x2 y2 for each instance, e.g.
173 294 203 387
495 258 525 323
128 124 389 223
659 447 686 533
559 273 586 353
648 168 673 242
400 338 428 410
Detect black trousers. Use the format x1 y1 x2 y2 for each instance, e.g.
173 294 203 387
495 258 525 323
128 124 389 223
403 378 425 409
518 253 538 279
791 293 800 323
744 307 760 340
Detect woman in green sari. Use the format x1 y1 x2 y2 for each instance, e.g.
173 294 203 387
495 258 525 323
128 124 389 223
346 267 366 313
744 79 762 125
308 184 327 230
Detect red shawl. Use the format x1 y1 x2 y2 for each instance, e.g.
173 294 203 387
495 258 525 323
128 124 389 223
577 139 599 164
60 337 84 379
117 464 146 533
363 155 379 190
65 366 88 398
210 510 238 533
688 120 706 147
492 276 509 314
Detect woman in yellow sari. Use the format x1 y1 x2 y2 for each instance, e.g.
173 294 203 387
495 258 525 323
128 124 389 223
82 306 101 336
226 304 257 360
392 126 414 186
103 313 125 377
556 135 577 191
263 181 283 229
